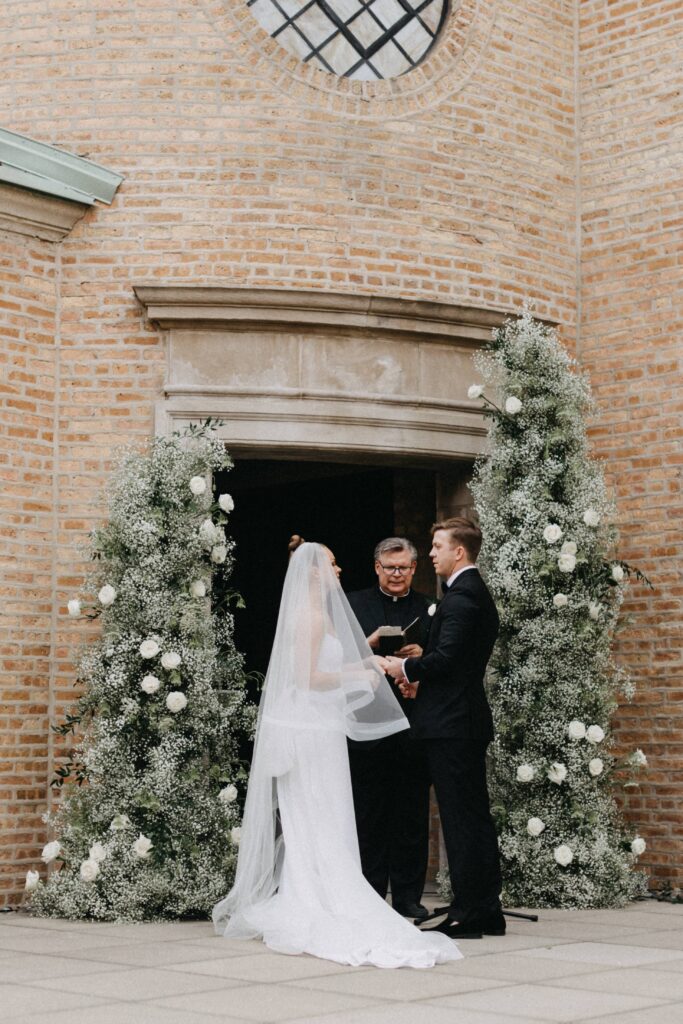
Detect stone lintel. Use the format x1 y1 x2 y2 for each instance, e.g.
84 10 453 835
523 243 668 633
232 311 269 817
0 181 90 241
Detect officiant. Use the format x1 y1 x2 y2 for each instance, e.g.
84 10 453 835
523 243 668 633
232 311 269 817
346 537 433 921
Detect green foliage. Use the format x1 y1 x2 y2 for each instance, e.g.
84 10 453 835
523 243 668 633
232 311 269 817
28 423 256 921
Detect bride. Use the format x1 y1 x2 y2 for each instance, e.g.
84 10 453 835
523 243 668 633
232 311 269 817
213 542 460 969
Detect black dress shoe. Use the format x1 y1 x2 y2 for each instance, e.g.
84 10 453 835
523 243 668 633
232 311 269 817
479 908 506 936
392 901 429 922
421 917 483 940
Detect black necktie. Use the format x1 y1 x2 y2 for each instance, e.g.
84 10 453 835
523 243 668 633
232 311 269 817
441 580 450 595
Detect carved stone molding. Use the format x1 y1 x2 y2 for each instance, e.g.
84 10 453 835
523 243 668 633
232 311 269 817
0 181 90 241
134 286 509 464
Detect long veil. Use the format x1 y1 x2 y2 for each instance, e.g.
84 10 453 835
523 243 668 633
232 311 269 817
213 542 408 936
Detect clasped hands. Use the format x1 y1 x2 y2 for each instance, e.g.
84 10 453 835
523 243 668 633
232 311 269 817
375 654 419 699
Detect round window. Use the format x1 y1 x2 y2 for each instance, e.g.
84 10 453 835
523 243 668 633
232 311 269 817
246 1 449 81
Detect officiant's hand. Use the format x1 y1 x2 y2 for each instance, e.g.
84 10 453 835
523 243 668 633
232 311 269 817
396 643 422 658
366 628 381 651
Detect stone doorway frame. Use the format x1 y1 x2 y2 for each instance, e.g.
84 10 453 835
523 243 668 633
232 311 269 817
134 287 509 466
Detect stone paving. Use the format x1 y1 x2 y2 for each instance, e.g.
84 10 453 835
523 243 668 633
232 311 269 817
0 898 682 1024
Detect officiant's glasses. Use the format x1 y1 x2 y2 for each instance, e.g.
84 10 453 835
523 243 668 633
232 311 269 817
378 564 414 575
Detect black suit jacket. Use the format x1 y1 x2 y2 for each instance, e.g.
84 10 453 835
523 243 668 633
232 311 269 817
404 568 499 743
346 585 432 719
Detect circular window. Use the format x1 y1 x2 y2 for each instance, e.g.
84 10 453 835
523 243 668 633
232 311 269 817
246 0 449 80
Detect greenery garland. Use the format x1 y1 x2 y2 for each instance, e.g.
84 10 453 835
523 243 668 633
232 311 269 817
26 423 255 921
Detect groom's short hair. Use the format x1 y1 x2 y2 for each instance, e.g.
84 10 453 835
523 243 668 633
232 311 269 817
374 537 418 562
431 517 482 561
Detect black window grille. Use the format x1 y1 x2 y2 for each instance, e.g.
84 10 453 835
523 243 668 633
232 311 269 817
246 0 449 81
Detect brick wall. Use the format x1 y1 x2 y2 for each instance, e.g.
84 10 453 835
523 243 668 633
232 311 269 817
0 0 679 901
579 0 683 889
0 230 57 901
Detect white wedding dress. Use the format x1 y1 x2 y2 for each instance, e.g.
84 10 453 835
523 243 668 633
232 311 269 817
213 546 460 969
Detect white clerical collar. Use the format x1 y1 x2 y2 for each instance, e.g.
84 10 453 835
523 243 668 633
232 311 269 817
379 586 411 603
446 565 477 588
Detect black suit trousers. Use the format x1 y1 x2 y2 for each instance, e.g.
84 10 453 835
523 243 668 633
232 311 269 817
423 736 502 917
348 729 431 905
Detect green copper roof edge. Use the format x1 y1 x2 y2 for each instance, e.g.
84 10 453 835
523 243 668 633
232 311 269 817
0 128 123 205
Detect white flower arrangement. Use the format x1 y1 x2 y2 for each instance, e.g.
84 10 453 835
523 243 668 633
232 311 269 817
89 842 107 863
553 593 568 608
631 836 646 857
554 844 573 867
219 784 238 805
631 749 648 768
230 826 242 846
189 580 206 599
547 762 568 785
588 601 601 621
557 552 576 573
160 651 181 671
98 584 117 607
139 639 160 660
198 518 219 549
218 493 234 513
211 545 228 564
67 599 81 616
166 691 188 713
527 817 545 837
189 475 206 496
516 764 535 783
505 396 522 415
586 725 605 744
468 384 483 400
41 841 61 864
132 834 153 859
583 508 600 527
110 814 132 832
79 859 100 883
25 870 40 891
567 720 586 741
560 540 577 556
543 524 563 544
612 564 625 582
589 758 604 777
140 674 161 694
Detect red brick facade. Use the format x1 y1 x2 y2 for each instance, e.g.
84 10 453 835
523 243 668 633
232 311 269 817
0 0 680 902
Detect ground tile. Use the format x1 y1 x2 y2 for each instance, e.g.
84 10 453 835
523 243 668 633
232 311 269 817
583 1005 683 1024
574 909 683 931
60 939 241 967
168 950 359 983
0 983 107 1017
293 1005 545 1024
2 1005 246 1024
517 941 683 967
547 965 683 1000
442 951 607 983
0 929 124 955
428 981 666 1021
606 929 683 951
32 965 243 1001
286 966 508 1001
0 953 130 984
151 980 382 1021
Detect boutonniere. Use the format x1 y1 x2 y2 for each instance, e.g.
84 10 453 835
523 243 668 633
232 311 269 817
428 603 437 616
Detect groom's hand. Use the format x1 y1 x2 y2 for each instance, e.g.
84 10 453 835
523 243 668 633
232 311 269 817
383 656 405 680
399 680 419 699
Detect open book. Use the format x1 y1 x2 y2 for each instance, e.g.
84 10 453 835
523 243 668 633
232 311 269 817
376 616 421 657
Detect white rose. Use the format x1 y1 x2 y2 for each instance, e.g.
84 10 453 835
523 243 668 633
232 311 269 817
467 384 483 400
583 508 600 527
631 836 646 857
553 593 568 608
139 639 160 660
567 720 586 740
67 599 81 617
110 814 132 831
527 817 545 837
589 758 604 777
189 580 206 599
516 764 535 783
211 544 227 564
543 524 563 544
140 674 160 694
132 834 153 859
166 691 187 713
230 826 242 846
632 748 648 767
586 725 605 744
189 475 206 496
88 842 107 863
161 651 181 671
41 840 61 864
588 601 601 621
554 844 573 866
218 493 235 513
428 603 437 616
25 870 40 891
558 552 576 573
79 858 99 882
612 564 625 582
98 584 117 607
547 762 568 784
199 519 218 548
561 540 577 556
505 396 522 415
219 784 238 805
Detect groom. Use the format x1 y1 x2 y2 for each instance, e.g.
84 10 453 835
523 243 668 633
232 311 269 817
383 517 504 940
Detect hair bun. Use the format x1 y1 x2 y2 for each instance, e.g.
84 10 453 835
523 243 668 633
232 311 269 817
288 534 305 556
